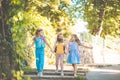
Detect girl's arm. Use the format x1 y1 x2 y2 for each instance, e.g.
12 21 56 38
53 40 57 52
67 47 70 54
66 42 70 54
80 44 92 49
78 46 82 56
44 38 54 52
29 42 34 48
28 37 35 48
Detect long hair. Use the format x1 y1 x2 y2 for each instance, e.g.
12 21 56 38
35 28 43 37
57 33 63 42
72 34 81 45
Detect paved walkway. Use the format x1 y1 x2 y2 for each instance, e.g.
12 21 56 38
86 65 120 80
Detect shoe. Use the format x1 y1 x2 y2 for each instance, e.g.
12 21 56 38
37 72 43 77
40 72 43 77
74 74 77 77
55 69 58 73
61 72 64 76
37 72 40 76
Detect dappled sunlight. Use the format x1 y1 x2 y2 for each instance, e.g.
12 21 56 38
1 0 120 80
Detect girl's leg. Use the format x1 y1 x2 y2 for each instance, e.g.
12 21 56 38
60 54 64 76
72 64 77 77
72 64 74 75
36 48 44 76
35 49 40 72
38 53 44 76
39 52 44 72
74 64 77 76
55 54 60 72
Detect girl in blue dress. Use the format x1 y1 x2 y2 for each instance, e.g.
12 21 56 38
67 34 92 77
29 29 53 76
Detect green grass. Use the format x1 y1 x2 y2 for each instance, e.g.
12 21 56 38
76 74 86 80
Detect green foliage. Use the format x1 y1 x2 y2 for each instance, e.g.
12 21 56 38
61 0 120 37
5 0 120 79
2 73 7 80
1 0 74 76
83 0 120 37
76 74 86 80
10 9 55 66
23 67 37 74
9 0 75 69
11 70 24 80
23 76 32 80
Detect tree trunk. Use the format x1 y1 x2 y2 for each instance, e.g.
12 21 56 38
93 0 107 36
0 0 20 80
97 8 106 36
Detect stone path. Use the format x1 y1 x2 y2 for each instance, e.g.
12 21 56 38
86 65 120 80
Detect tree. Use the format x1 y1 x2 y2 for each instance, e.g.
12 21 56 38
28 0 74 36
0 0 23 79
60 0 120 37
83 0 120 37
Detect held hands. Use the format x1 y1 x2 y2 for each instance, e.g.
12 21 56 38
83 45 93 49
50 48 54 53
28 42 34 48
87 46 93 49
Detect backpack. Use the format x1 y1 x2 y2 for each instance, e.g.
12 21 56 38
54 41 65 54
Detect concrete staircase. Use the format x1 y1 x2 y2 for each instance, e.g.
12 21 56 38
23 68 87 80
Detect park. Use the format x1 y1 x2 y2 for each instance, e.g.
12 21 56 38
0 0 120 80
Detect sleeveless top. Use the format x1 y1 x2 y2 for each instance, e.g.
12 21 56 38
34 36 45 48
56 42 65 54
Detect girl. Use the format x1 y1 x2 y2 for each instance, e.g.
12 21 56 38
54 33 66 76
29 28 53 77
67 34 92 77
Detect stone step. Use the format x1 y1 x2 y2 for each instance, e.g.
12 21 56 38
44 68 86 71
25 72 85 76
24 68 88 73
23 75 81 80
23 67 87 80
25 70 86 74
